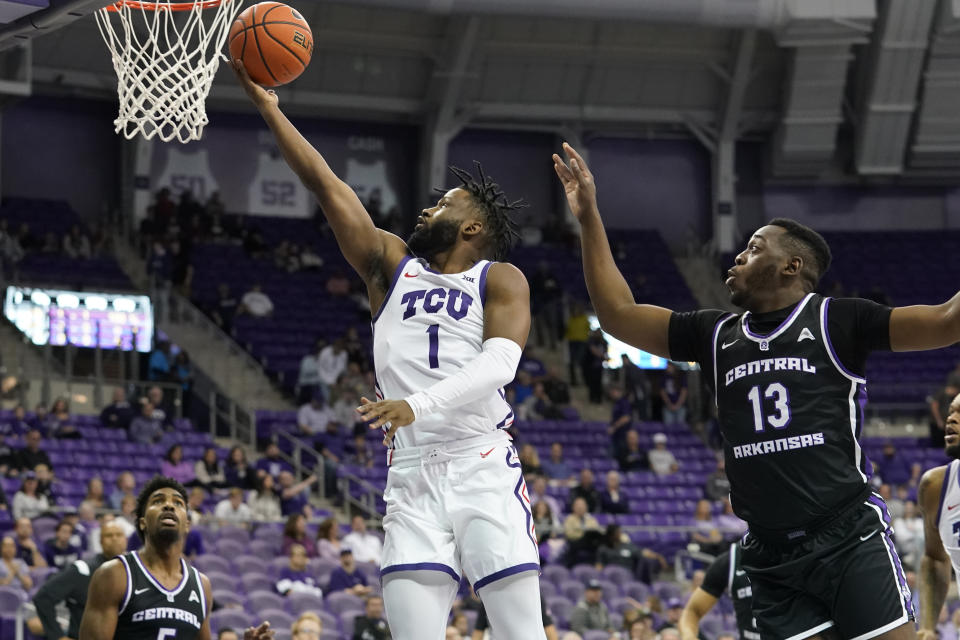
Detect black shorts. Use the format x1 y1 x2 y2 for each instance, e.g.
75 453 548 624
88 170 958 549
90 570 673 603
741 493 914 640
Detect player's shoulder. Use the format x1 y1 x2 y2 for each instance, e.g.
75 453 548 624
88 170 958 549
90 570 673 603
88 557 129 599
484 262 529 297
919 463 951 511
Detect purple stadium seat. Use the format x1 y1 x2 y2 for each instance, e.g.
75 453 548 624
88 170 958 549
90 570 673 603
257 607 294 631
571 565 600 585
209 609 253 634
584 631 613 640
287 591 324 616
326 591 364 616
245 589 286 613
316 610 338 632
269 557 290 577
601 565 633 586
194 554 232 576
610 596 637 615
540 581 557 599
219 526 251 544
212 588 246 609
216 538 246 558
623 581 651 601
339 608 364 636
308 557 339 575
542 565 569 585
233 555 264 575
560 579 584 602
249 539 278 557
545 596 573 626
242 574 277 594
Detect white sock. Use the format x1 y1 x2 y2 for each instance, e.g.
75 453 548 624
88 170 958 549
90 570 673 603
382 571 459 640
477 571 547 640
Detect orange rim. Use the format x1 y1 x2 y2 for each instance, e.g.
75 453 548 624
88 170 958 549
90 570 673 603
105 0 225 12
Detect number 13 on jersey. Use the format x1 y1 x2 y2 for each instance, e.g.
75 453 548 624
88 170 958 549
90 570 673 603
747 383 791 432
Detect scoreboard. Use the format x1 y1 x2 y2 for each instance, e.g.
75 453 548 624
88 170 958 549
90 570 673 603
4 287 154 353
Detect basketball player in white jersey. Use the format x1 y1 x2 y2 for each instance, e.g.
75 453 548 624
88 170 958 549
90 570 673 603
917 391 960 640
232 62 545 640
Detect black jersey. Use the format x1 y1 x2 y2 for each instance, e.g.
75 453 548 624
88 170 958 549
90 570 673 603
670 294 892 534
115 551 207 640
702 543 757 640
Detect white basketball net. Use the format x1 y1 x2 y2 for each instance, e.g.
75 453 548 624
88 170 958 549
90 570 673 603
95 0 243 143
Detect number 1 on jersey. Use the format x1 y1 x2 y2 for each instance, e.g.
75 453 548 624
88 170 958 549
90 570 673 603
426 324 440 369
747 383 791 432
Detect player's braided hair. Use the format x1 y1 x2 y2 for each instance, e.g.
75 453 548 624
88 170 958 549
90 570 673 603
447 163 524 262
134 475 188 542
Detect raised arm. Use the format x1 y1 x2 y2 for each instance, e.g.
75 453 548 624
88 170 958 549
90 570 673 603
231 61 407 293
890 291 960 352
917 466 952 640
553 143 673 358
78 560 125 640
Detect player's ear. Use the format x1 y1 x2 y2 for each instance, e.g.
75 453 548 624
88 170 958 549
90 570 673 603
784 255 803 276
461 218 483 238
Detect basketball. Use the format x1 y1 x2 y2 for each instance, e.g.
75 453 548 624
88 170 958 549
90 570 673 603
228 2 313 88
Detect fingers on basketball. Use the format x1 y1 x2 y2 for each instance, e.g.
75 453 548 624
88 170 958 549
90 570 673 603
228 1 314 88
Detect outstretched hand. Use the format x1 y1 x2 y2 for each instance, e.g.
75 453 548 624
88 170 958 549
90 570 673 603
230 59 279 110
552 142 598 222
357 396 415 446
244 621 275 640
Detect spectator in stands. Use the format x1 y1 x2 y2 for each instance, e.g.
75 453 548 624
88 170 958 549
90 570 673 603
658 599 685 632
46 397 79 439
291 611 323 640
299 245 323 271
187 487 207 525
297 390 337 438
84 476 106 509
297 338 328 403
569 580 614 635
110 472 136 510
276 543 323 598
876 441 911 487
609 386 634 451
317 338 349 399
564 496 602 566
225 446 256 489
353 595 390 640
704 456 730 501
12 517 45 568
173 351 194 412
316 517 342 561
242 228 268 259
247 473 281 521
41 232 60 254
42 519 81 569
347 434 374 468
63 224 91 259
0 482 6 512
100 386 133 431
716 497 746 540
542 442 574 482
659 364 688 425
15 428 52 474
543 367 572 411
564 302 591 386
0 429 11 477
893 500 923 568
147 386 175 429
218 631 239 640
34 463 54 502
519 443 542 476
281 513 317 557
148 340 172 381
115 494 138 540
621 354 652 421
600 470 629 514
648 433 678 476
518 348 547 380
209 283 239 335
214 487 253 526
328 548 372 597
597 524 666 585
569 469 601 512
510 370 535 407
0 534 33 594
239 282 274 318
194 446 226 490
529 475 562 517
278 470 317 518
4 404 32 436
879 483 905 519
129 401 163 444
255 442 293 479
616 430 648 474
12 471 49 519
929 382 960 448
583 328 608 404
530 262 563 350
161 444 196 486
690 500 724 555
325 268 351 297
342 514 382 565
532 500 561 547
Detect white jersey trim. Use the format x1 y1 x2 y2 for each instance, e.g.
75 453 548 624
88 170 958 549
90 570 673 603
741 293 814 346
132 550 190 598
117 554 133 614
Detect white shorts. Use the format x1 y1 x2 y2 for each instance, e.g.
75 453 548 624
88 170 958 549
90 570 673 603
380 431 540 590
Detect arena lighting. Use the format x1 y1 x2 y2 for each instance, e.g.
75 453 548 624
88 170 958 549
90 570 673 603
588 314 697 371
4 286 154 352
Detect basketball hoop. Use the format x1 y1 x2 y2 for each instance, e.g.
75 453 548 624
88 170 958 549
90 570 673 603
95 0 244 143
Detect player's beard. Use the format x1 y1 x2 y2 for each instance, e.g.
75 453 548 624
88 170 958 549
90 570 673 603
406 218 460 260
947 440 960 459
154 526 181 546
730 263 778 309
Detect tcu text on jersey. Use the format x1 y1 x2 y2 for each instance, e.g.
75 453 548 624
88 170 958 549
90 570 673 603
400 288 473 321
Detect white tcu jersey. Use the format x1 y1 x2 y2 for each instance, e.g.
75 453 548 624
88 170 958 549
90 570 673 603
372 255 514 449
937 459 960 593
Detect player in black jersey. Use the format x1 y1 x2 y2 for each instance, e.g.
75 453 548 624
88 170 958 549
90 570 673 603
679 543 758 640
555 143 960 640
79 476 274 640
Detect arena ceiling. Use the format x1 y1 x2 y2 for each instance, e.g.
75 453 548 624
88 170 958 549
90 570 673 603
5 0 960 179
